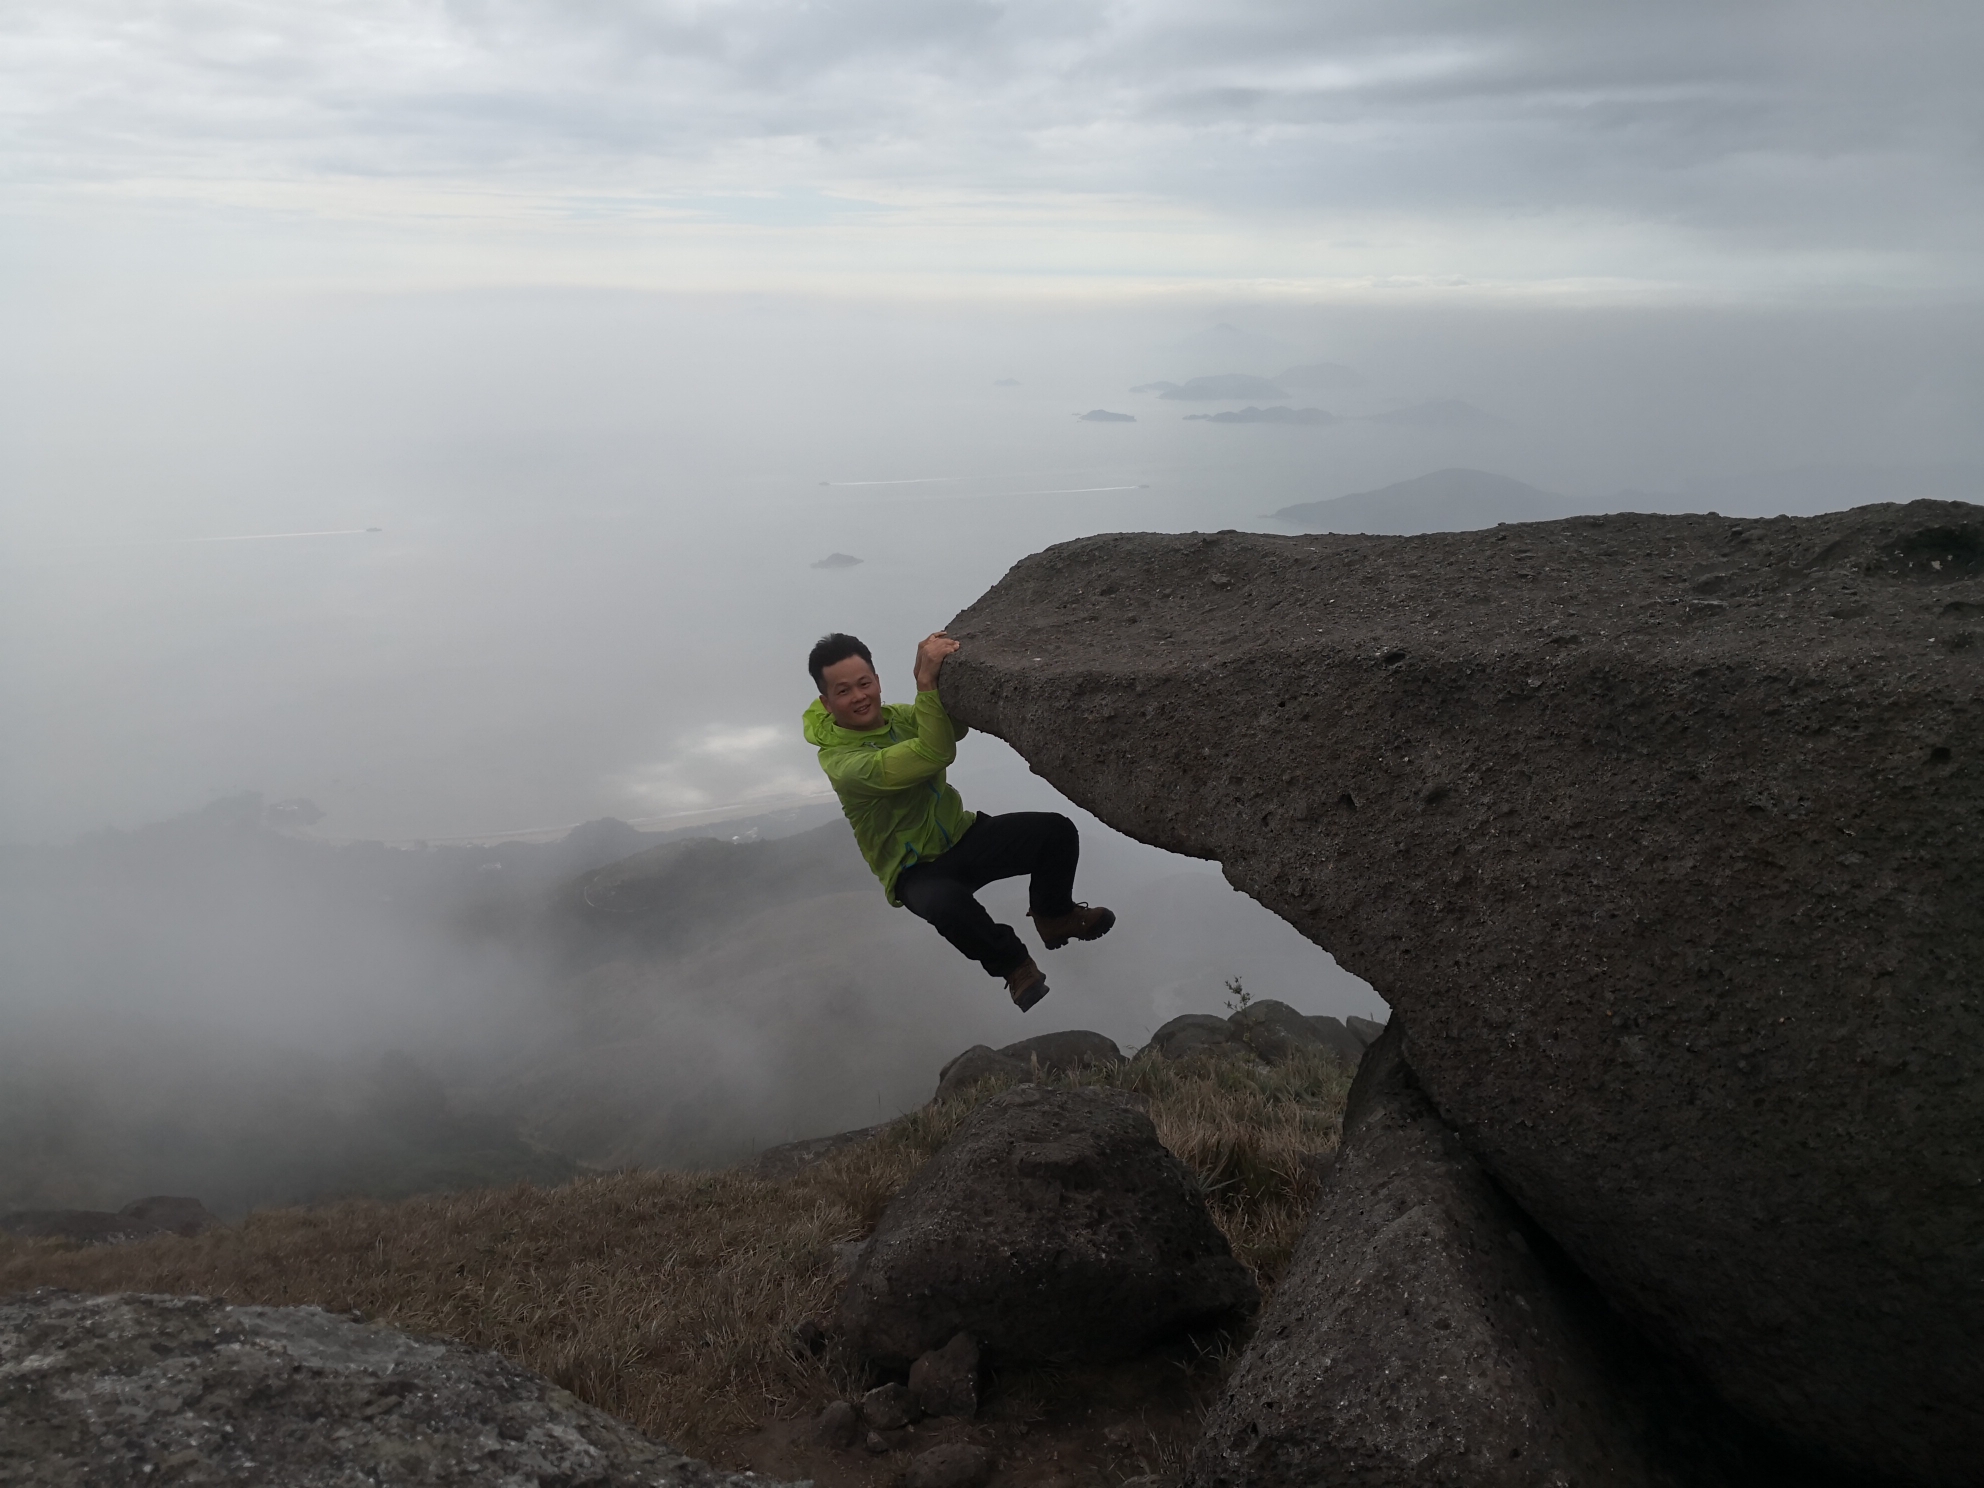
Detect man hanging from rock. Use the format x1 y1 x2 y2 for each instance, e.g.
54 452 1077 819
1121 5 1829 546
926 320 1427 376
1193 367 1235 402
803 630 1114 1011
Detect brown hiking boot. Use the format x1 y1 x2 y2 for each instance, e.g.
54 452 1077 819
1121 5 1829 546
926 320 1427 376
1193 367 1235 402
1029 902 1116 951
1006 957 1050 1012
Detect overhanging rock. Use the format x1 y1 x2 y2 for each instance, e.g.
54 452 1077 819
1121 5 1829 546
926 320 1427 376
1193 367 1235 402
941 502 1984 1485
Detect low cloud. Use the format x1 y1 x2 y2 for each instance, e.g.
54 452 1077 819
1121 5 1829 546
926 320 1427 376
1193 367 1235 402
615 722 823 817
3 2 1977 296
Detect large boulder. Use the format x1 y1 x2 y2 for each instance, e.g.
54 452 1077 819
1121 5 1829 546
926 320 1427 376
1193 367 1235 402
1229 998 1364 1069
1304 1014 1367 1067
998 1028 1122 1071
1147 1013 1244 1059
933 1044 1030 1101
0 1290 797 1488
1227 998 1324 1063
933 1029 1123 1101
836 1084 1258 1368
1191 1023 1820 1488
1146 1006 1363 1069
942 503 1984 1483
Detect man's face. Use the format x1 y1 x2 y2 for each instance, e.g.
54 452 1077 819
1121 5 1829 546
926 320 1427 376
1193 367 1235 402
819 653 883 730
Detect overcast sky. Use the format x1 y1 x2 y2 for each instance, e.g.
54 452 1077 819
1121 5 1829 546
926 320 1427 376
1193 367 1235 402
5 1 1980 299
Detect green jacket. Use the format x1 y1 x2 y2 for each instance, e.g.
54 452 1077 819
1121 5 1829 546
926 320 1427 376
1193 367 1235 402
803 689 975 906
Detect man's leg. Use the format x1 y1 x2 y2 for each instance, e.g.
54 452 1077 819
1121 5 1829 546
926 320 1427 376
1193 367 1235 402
931 811 1081 917
896 860 1031 978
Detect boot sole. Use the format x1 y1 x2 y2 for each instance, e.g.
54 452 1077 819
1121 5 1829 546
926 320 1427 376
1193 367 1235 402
1036 907 1116 952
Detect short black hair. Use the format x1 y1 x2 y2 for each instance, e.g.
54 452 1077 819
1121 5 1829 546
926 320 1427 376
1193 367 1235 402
808 632 873 691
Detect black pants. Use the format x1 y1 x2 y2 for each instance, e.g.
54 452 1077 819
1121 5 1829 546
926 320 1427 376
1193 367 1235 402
896 812 1079 978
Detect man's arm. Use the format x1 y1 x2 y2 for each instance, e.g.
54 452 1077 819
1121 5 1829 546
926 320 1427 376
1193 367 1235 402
917 629 968 739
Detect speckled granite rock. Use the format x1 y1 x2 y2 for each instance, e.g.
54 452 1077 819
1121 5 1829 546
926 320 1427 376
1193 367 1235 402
0 1290 802 1488
942 502 1984 1484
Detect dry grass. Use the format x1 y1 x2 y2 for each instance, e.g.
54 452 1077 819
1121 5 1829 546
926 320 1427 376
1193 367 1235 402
0 1050 1349 1455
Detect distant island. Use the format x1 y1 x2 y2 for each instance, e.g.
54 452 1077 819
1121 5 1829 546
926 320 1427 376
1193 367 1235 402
811 552 864 569
1272 468 1585 534
1185 406 1338 425
1076 409 1137 422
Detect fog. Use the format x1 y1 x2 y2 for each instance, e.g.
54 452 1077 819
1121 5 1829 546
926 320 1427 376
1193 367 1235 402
5 289 1980 1214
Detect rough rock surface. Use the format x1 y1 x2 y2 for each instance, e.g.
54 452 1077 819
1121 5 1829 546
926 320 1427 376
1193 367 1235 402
908 1332 981 1418
943 503 1984 1483
1192 1023 1824 1488
933 1044 1031 1101
837 1085 1257 1368
1229 999 1362 1069
934 1029 1123 1100
1303 1015 1368 1067
812 1399 861 1449
859 1382 919 1430
0 1290 797 1488
1145 1006 1363 1069
997 1028 1122 1071
1146 1013 1243 1059
1 1197 220 1246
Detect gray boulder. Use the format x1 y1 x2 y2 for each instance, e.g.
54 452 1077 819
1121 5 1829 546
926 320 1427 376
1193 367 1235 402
1146 1013 1243 1059
0 1290 797 1488
933 1044 1030 1101
1302 1015 1367 1068
935 1029 1122 1101
837 1085 1258 1368
1228 1000 1363 1069
942 503 1984 1482
1227 998 1323 1063
1190 1024 1807 1488
859 1381 919 1430
998 1028 1122 1072
812 1399 860 1449
908 1332 981 1418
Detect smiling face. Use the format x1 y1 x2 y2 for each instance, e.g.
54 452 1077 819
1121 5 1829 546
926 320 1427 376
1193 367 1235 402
819 652 884 730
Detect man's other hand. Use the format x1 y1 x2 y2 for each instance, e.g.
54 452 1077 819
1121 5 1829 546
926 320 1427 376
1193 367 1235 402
914 631 962 691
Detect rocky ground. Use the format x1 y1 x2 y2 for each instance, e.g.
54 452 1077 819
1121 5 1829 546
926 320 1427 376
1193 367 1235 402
2 1035 1358 1488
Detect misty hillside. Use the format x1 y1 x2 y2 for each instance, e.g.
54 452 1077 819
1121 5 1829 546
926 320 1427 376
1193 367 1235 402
1 795 1366 1216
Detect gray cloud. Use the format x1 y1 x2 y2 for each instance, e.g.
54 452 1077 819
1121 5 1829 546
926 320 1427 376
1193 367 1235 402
2 2 1977 290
